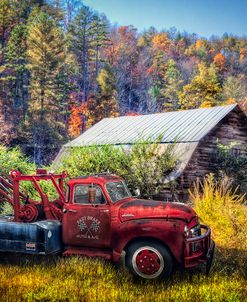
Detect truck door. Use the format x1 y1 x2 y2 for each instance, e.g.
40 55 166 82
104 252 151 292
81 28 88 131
62 184 111 248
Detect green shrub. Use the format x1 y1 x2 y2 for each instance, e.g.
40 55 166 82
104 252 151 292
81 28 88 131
0 146 35 176
0 146 58 214
210 142 247 193
57 138 177 199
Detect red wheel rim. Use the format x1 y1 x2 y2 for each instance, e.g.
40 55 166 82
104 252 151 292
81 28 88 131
132 246 164 279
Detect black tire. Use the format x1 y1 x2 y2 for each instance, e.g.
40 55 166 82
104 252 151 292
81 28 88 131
126 240 173 280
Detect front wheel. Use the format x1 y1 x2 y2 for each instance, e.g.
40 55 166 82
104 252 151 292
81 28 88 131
126 241 173 280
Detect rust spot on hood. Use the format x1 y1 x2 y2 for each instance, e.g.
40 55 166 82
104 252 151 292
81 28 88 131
121 200 161 209
168 202 192 214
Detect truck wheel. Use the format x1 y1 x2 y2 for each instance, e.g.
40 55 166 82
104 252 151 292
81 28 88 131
126 241 173 280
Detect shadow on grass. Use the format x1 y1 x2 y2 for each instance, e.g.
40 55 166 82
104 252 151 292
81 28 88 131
0 251 59 267
180 245 247 280
0 244 246 283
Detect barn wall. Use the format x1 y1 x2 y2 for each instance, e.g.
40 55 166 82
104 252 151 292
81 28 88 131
159 107 247 202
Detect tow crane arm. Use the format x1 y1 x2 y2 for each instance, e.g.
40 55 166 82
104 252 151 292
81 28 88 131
0 169 67 222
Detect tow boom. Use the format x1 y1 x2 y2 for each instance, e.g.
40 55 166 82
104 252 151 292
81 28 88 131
0 169 67 222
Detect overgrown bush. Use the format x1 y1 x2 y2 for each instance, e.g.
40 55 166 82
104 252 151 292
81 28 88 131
0 146 35 176
57 138 177 199
0 146 58 214
190 174 247 275
210 142 247 193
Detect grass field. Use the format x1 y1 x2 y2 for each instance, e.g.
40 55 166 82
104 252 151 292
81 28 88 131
0 248 246 302
0 176 246 302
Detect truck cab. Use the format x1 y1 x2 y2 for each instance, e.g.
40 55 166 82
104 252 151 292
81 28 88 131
62 174 215 279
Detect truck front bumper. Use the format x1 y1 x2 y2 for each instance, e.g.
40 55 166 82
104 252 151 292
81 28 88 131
184 224 215 272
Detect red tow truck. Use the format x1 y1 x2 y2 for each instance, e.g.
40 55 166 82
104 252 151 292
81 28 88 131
0 169 215 280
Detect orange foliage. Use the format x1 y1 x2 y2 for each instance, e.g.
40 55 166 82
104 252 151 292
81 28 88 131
152 33 171 52
104 26 136 66
147 66 156 75
68 103 89 138
213 53 226 71
240 48 247 62
125 111 141 116
118 26 131 38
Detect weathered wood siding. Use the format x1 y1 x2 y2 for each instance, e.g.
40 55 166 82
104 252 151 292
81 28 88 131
161 107 247 202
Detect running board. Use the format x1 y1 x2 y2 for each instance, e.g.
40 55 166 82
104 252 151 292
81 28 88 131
63 246 112 260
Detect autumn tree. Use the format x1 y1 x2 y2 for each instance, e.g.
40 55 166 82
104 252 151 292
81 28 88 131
222 75 247 102
27 11 67 164
152 32 172 54
106 26 140 114
68 102 89 138
87 64 119 125
137 27 157 48
161 59 184 111
213 52 226 72
147 33 170 109
0 0 17 51
179 63 222 109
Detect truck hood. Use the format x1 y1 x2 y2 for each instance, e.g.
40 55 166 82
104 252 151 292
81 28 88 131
119 199 196 223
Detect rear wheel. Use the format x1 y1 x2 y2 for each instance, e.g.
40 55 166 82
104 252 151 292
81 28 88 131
126 241 173 280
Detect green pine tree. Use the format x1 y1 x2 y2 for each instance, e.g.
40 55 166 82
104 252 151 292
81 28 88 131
161 59 184 111
68 6 108 101
4 24 29 117
27 11 67 164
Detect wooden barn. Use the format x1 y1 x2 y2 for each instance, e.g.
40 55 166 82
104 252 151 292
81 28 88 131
55 104 247 201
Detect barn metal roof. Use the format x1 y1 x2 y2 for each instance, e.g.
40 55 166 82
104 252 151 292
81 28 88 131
65 104 237 147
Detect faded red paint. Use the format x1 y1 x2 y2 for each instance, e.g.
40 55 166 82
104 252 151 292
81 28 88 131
63 174 213 269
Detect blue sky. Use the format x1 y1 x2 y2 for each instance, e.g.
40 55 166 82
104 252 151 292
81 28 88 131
83 0 247 38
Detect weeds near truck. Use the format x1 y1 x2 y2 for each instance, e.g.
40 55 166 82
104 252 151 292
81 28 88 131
190 174 247 277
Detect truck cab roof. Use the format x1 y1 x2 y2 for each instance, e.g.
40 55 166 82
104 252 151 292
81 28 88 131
68 174 123 186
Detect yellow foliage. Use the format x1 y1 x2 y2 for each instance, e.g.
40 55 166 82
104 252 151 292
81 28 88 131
190 174 247 251
152 33 171 52
226 98 237 105
200 100 214 108
137 36 145 48
195 39 205 50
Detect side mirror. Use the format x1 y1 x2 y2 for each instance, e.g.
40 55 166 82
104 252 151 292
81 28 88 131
88 187 96 204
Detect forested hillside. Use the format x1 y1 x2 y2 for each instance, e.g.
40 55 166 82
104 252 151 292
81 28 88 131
0 0 246 164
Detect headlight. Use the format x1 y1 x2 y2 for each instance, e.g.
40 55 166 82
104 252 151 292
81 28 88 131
184 224 201 238
184 225 189 238
190 224 201 237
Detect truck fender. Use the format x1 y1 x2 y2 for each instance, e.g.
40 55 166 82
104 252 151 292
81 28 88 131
112 219 184 264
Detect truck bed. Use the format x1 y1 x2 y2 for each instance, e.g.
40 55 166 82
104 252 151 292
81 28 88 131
0 217 63 255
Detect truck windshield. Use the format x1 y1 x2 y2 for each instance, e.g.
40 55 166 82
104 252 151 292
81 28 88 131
106 181 131 203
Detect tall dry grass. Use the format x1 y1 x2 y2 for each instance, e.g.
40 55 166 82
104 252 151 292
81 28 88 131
190 174 247 277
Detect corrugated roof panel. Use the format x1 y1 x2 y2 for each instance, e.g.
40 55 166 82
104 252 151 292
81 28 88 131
65 104 237 146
